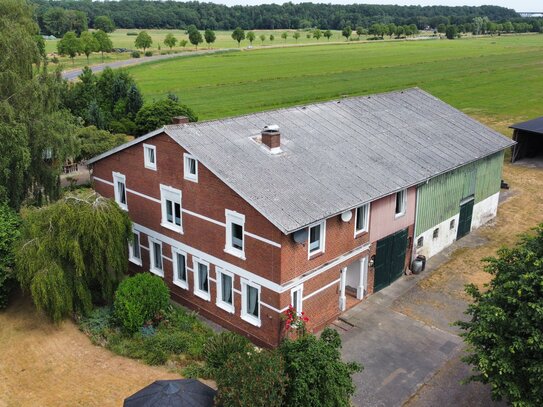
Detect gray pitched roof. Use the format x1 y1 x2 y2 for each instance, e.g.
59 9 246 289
88 88 514 234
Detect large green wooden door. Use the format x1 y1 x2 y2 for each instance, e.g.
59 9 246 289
374 228 408 292
457 199 474 240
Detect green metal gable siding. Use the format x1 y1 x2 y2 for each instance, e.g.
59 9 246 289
415 151 504 236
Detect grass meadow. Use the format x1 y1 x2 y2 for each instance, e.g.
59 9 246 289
121 34 543 133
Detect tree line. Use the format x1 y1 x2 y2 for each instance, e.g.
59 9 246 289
32 0 526 34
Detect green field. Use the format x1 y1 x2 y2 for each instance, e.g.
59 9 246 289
123 34 543 133
46 28 351 68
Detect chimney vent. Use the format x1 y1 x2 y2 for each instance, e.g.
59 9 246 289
172 116 189 125
261 125 281 154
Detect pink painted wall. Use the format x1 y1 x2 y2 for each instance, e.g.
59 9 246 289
369 187 416 242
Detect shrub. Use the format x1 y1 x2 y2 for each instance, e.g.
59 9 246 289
203 331 252 375
126 32 138 36
0 203 20 309
216 349 286 407
144 50 153 57
457 225 543 406
135 98 198 135
114 273 170 333
131 51 140 58
50 56 59 64
280 328 362 407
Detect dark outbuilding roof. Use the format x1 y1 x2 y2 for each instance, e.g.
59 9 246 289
510 117 543 134
88 88 514 234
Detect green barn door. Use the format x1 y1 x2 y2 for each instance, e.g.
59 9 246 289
457 199 474 240
374 228 408 292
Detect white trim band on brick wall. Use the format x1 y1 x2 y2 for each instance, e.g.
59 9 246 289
303 278 341 301
93 176 282 248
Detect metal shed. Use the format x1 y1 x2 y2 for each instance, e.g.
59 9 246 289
510 117 543 163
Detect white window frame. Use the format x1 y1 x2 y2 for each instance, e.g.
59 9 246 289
112 172 128 211
308 220 326 259
149 237 163 277
354 203 370 236
395 189 407 218
241 279 261 327
216 268 235 314
143 144 157 171
183 153 198 182
224 209 246 260
291 284 303 315
193 258 211 301
160 184 183 233
128 230 142 266
172 247 188 290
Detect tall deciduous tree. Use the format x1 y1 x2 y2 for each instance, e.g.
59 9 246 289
259 34 266 44
342 25 352 40
0 0 78 209
79 30 98 62
164 33 177 49
246 31 255 45
15 191 133 322
323 29 332 40
135 98 197 135
187 26 203 48
204 29 216 47
281 31 288 42
457 226 543 407
231 27 245 47
0 203 20 308
293 32 300 42
93 29 113 62
57 31 81 64
313 28 322 40
94 15 115 33
134 31 152 52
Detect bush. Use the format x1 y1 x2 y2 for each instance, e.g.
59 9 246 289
0 203 20 309
114 273 170 333
135 98 198 135
203 331 252 375
457 225 543 406
144 50 153 57
131 51 140 58
50 56 59 64
216 349 286 407
280 328 362 407
126 32 138 36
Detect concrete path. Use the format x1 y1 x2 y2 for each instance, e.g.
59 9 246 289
339 223 510 407
61 48 237 81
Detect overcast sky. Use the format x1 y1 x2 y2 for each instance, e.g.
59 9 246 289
209 1 539 11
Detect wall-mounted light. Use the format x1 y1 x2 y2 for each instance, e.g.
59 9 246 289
369 255 376 268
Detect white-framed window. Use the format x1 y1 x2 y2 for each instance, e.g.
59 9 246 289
395 189 407 218
172 248 188 289
149 238 163 277
143 144 157 170
354 203 370 236
216 268 235 313
184 153 198 182
241 280 261 327
291 285 303 314
224 210 245 259
160 184 183 233
128 230 142 265
194 259 210 301
112 172 127 211
308 221 325 258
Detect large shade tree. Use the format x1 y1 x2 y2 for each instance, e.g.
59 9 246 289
15 191 133 322
457 225 543 406
0 0 78 210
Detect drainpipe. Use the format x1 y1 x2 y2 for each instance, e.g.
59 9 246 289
339 267 347 311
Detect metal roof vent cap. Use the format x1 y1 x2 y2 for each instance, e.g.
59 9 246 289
261 125 282 155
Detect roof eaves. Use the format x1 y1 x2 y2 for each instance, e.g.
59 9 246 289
86 127 166 165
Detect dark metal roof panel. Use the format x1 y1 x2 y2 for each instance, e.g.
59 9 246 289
510 117 543 134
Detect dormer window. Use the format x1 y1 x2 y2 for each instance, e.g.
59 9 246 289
184 153 198 182
144 144 157 170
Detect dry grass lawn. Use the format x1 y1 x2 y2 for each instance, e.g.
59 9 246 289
0 295 179 407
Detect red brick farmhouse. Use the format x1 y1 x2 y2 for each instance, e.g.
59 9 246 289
88 89 514 347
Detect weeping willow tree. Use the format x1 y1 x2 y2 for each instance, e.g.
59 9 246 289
15 191 133 322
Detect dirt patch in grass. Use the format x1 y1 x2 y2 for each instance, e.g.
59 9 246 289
0 294 180 407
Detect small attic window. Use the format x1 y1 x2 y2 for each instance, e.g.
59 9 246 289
433 228 439 239
416 236 424 248
450 219 456 229
184 153 198 182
